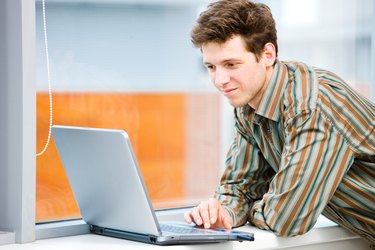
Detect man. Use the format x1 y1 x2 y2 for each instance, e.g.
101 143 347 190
184 0 375 244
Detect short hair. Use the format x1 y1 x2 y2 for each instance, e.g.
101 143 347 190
191 0 278 60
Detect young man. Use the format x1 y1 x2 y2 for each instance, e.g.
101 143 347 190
184 0 375 244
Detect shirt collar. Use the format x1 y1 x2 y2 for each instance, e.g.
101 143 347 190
252 60 289 122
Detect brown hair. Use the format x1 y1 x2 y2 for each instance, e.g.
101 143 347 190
191 0 278 60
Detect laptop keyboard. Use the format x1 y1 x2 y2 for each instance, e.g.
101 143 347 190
160 223 223 235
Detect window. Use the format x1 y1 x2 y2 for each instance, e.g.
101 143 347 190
268 0 374 100
35 1 231 223
34 0 374 225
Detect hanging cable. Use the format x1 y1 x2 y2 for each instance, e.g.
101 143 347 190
37 0 53 157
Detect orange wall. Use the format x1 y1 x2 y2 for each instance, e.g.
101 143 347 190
36 93 186 223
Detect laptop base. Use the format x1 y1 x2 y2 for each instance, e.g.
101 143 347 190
90 224 254 246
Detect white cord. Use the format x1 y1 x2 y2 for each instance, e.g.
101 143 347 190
37 0 53 157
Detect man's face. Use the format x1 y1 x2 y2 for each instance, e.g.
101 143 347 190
202 35 271 108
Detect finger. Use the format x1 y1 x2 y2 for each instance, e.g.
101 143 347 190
223 216 232 230
208 198 219 224
198 201 211 229
191 207 203 226
184 211 192 224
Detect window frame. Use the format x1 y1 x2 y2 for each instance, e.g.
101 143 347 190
34 207 191 240
0 0 36 244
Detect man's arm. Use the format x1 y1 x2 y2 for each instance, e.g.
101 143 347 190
184 128 275 229
214 131 276 227
249 109 354 236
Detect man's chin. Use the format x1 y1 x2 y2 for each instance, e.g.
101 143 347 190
228 99 247 108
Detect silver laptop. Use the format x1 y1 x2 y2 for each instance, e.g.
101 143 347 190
51 125 254 245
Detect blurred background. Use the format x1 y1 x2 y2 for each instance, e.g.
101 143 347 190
35 0 375 223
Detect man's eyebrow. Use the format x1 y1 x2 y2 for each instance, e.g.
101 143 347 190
204 59 241 65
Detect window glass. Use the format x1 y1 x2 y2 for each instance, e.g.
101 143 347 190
36 1 225 223
265 0 373 100
36 0 374 223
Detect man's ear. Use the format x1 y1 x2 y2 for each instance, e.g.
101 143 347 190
262 42 276 66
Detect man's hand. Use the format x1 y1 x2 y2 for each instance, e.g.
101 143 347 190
184 198 233 229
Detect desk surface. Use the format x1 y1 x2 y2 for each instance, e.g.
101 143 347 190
0 216 370 250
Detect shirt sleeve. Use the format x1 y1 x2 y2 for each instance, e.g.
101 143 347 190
249 109 355 236
214 126 276 227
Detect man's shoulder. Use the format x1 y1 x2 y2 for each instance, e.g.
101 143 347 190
281 60 316 75
281 60 342 84
280 60 320 118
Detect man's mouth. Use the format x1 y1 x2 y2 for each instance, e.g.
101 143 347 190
223 88 237 96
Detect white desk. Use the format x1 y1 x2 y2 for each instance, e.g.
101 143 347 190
0 216 370 250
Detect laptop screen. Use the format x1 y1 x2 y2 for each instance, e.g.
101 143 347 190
52 125 161 235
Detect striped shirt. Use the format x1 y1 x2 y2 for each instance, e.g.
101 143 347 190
215 60 375 243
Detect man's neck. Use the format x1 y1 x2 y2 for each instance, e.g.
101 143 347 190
248 65 275 110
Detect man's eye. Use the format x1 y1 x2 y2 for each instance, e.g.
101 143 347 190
226 63 236 68
206 65 215 70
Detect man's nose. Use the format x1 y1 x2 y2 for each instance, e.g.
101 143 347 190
214 70 230 87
